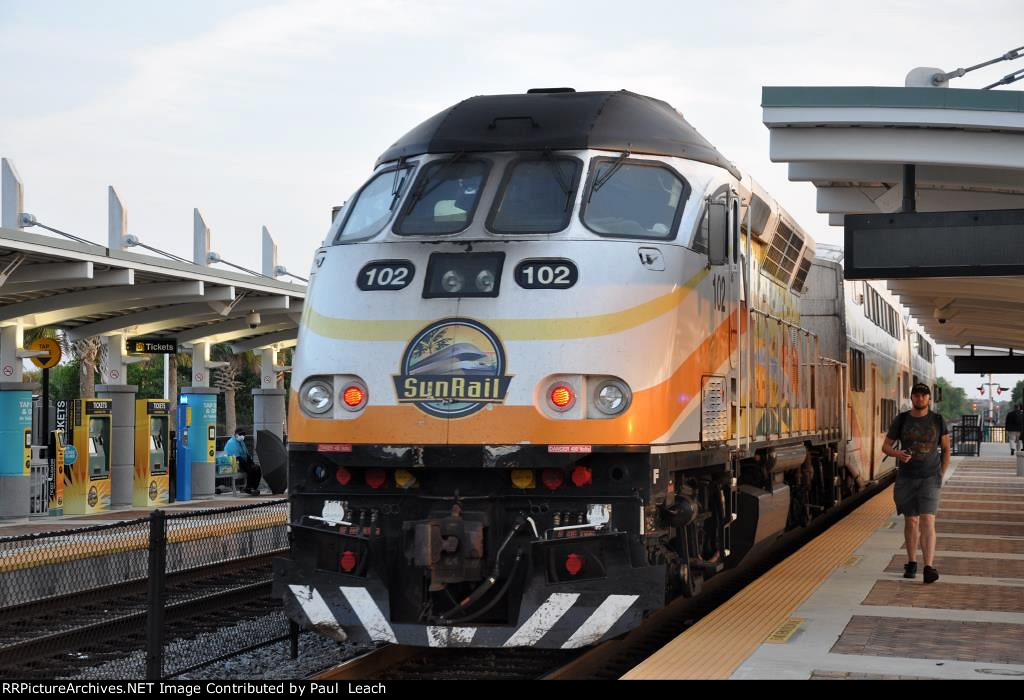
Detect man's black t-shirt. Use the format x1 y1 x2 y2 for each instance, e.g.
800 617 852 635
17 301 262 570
886 410 948 479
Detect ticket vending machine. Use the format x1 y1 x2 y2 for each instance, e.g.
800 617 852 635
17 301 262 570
64 399 112 515
181 393 217 499
134 399 170 507
176 401 192 501
0 390 32 484
47 429 65 515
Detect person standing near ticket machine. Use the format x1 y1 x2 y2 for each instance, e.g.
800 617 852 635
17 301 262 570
225 428 261 495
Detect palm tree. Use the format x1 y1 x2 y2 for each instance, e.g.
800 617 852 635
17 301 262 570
211 344 258 435
23 327 103 398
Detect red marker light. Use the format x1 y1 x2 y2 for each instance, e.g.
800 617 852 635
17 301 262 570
550 385 574 410
565 553 584 576
365 469 387 490
340 550 357 573
343 385 366 408
541 468 564 491
336 466 353 486
571 466 592 487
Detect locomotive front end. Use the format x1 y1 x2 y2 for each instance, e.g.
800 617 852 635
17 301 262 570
275 90 743 648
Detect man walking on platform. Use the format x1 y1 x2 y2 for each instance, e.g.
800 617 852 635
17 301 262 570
882 383 951 584
1005 404 1024 455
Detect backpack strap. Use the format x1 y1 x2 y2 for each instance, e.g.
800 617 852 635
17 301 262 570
894 410 908 445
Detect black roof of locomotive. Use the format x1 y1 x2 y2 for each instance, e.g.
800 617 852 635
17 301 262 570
375 89 740 177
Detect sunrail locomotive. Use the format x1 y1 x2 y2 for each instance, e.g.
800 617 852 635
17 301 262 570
275 89 936 649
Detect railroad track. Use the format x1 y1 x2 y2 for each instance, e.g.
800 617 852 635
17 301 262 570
0 551 286 678
310 480 886 681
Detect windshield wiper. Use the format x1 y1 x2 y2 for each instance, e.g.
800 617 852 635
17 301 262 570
407 151 466 207
590 151 630 198
541 152 573 211
389 157 408 211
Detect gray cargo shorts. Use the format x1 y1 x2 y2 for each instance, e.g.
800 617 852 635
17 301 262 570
894 472 942 516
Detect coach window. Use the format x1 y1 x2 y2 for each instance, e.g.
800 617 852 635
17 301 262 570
488 157 582 234
850 349 865 392
395 158 489 235
581 158 689 240
333 165 414 243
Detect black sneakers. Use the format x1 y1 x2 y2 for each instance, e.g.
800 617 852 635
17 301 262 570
923 566 939 584
903 561 917 578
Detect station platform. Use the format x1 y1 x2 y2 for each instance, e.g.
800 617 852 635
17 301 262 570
623 444 1024 680
0 493 284 538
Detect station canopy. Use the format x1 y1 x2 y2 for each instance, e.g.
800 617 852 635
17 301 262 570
762 84 1024 371
0 225 304 353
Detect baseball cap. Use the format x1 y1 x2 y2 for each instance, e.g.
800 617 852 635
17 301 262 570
911 383 931 395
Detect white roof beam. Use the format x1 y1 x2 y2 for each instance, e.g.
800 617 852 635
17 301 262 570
66 294 291 341
65 301 223 341
817 186 1024 214
889 280 1024 303
175 314 296 344
791 162 1024 193
0 268 133 295
770 128 1024 171
944 330 1024 347
206 294 290 316
230 329 298 353
30 295 219 329
945 346 1021 357
178 320 294 346
0 280 205 323
2 261 93 285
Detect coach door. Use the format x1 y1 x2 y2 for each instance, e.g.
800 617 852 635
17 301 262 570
869 364 878 478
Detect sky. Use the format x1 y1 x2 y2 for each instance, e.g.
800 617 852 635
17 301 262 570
1 0 1023 393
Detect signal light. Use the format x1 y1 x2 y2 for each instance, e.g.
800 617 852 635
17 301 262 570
343 385 366 408
565 553 584 576
549 384 575 411
340 550 357 573
336 466 353 486
571 466 592 487
395 469 418 489
541 468 564 491
510 469 536 489
365 469 387 489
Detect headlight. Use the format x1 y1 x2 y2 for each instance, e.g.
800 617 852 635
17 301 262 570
593 379 631 415
424 252 504 298
441 269 464 293
300 379 333 415
475 269 495 292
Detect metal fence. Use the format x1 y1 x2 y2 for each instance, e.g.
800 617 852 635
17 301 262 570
0 499 288 680
951 424 982 456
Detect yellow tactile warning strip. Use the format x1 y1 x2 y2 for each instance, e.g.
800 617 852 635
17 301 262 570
0 511 286 573
621 486 896 680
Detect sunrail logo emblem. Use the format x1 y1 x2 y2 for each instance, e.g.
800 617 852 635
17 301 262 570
394 319 512 418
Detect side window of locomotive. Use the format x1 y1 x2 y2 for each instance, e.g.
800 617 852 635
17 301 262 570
334 166 413 243
488 158 581 234
395 159 489 235
582 160 687 240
